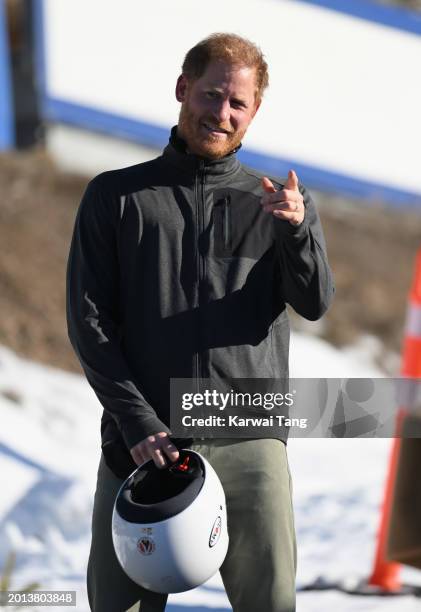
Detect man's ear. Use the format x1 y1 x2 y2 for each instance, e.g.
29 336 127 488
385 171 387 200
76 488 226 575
175 74 188 102
251 99 261 119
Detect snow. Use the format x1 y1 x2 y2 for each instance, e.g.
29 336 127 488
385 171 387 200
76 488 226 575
1 335 420 611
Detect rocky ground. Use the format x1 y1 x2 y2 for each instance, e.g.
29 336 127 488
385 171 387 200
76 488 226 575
1 148 420 374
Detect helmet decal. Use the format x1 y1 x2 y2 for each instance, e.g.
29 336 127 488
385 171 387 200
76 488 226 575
137 537 156 555
209 516 222 548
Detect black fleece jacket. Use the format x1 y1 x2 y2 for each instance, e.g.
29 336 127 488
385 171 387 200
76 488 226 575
66 127 334 476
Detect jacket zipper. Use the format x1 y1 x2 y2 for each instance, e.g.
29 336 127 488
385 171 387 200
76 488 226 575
195 161 206 400
200 166 206 293
196 161 206 440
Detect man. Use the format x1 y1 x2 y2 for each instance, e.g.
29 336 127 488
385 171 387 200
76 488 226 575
67 33 334 612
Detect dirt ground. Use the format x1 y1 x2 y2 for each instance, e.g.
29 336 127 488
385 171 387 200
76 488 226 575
1 148 420 375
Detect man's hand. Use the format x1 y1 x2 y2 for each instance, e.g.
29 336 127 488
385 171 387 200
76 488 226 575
130 432 179 469
261 170 305 226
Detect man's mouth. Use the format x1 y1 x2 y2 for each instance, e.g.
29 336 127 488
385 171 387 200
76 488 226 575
202 123 230 135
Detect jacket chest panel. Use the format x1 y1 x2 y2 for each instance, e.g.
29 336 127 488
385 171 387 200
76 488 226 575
119 185 275 268
118 189 193 264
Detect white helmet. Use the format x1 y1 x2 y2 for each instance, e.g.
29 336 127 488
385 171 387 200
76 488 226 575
112 449 229 594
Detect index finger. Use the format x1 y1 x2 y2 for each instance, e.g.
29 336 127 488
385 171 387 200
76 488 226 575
161 439 180 464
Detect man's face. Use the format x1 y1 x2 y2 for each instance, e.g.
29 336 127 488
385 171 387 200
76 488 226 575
175 60 260 159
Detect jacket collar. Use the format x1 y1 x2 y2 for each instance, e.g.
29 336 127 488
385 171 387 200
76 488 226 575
162 126 241 180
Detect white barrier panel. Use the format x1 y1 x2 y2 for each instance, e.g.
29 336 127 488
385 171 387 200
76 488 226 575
35 0 421 204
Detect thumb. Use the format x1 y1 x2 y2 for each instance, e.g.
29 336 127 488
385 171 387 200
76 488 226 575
284 169 299 191
261 176 277 193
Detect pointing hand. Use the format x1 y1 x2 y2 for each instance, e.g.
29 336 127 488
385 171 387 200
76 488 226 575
261 170 305 226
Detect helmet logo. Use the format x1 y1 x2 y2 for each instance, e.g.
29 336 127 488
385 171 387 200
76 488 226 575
137 537 156 555
209 516 222 548
141 527 153 535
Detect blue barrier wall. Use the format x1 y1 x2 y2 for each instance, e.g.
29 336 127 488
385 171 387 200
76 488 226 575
0 0 14 149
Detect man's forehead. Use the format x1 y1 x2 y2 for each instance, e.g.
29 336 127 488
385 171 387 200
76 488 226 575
198 61 257 92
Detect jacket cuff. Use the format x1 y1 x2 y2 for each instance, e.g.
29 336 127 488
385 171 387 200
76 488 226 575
120 416 172 450
273 216 309 239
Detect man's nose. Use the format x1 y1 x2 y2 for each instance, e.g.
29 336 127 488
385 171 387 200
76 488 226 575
212 99 230 123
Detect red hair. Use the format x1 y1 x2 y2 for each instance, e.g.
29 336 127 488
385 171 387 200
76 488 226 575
182 33 269 102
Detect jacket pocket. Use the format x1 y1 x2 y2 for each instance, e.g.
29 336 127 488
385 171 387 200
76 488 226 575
213 196 232 257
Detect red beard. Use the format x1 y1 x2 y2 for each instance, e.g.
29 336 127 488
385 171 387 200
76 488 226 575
177 102 244 159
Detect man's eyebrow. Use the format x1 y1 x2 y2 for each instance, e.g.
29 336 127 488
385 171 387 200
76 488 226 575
231 97 247 107
206 87 224 94
205 86 248 107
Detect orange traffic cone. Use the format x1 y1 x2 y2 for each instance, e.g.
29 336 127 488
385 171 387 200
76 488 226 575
402 248 421 378
368 248 421 590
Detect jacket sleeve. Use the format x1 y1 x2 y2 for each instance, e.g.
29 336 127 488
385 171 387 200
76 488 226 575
66 177 171 450
273 182 334 320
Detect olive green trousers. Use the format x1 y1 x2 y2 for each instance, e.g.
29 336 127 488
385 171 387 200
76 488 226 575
87 438 296 612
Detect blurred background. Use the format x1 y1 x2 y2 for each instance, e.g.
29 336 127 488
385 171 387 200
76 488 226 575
1 0 421 610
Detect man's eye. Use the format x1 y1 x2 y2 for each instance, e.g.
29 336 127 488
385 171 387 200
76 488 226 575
206 91 217 99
